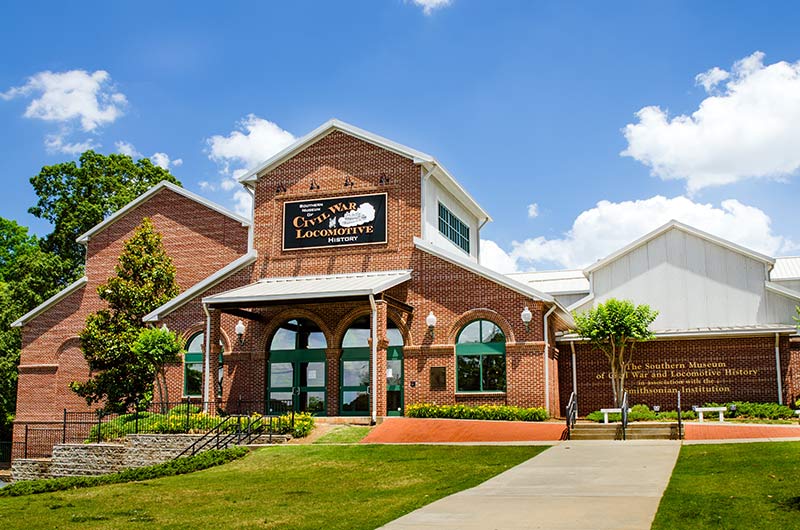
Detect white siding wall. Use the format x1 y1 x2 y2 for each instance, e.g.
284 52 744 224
772 278 800 292
589 229 795 328
554 293 589 308
422 173 480 260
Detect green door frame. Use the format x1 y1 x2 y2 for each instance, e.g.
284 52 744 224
386 346 404 416
339 347 371 416
268 349 327 415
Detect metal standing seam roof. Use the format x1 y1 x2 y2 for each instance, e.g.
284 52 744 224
772 257 800 280
557 323 798 341
508 270 590 295
202 269 413 305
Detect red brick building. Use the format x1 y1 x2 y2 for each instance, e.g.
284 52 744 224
11 120 800 453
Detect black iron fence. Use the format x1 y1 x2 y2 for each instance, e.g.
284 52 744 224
14 398 294 460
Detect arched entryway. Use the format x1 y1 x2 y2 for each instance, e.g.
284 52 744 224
339 315 404 416
267 318 327 415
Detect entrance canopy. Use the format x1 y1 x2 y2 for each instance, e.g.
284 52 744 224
202 269 412 307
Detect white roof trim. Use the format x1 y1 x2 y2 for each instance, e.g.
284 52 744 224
11 276 88 327
237 119 490 223
203 269 412 305
77 181 251 244
567 292 594 313
422 161 492 223
557 324 797 342
584 220 775 274
765 281 800 302
143 251 258 322
414 237 574 326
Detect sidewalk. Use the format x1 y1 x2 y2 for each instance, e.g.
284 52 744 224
379 440 680 530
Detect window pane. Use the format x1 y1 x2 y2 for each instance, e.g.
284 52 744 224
185 362 203 396
386 359 402 386
300 361 325 387
300 391 325 413
342 315 371 347
457 355 481 391
270 319 327 350
457 321 481 344
482 322 505 343
269 392 293 413
387 390 402 413
482 354 506 391
186 333 204 353
341 391 369 412
270 362 293 388
342 360 370 387
387 327 403 347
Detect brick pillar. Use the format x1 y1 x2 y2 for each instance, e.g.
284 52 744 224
207 309 221 406
326 348 341 416
374 300 389 418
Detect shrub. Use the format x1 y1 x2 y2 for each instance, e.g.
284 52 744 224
585 405 696 422
0 447 249 497
702 401 796 420
271 412 315 438
405 403 548 422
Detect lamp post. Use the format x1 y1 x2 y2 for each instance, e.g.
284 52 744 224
426 311 437 339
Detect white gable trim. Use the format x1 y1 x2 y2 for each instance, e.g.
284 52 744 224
584 220 775 275
765 281 800 302
11 276 88 328
238 119 490 223
77 181 251 244
143 251 258 322
566 292 594 313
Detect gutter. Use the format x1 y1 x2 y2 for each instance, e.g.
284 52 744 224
775 333 783 405
543 304 557 413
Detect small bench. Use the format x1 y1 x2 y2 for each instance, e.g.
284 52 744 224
600 408 628 424
695 406 726 423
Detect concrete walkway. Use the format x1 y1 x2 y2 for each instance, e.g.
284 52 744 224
379 440 680 530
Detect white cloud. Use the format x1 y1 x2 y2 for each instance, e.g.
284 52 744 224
115 141 181 170
489 195 794 271
527 203 539 218
2 69 126 131
410 0 452 15
622 51 800 193
45 131 97 155
115 140 141 158
480 239 519 274
206 114 296 216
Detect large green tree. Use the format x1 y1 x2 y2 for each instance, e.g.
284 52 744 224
72 218 180 412
29 151 180 278
573 298 659 407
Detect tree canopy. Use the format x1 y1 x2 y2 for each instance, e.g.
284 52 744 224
72 218 180 412
29 151 180 278
573 298 658 407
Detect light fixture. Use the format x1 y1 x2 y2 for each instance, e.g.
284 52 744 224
275 183 287 193
379 173 389 185
344 176 354 188
521 306 532 331
426 311 437 339
653 405 661 412
235 320 246 346
309 179 320 191
161 323 169 332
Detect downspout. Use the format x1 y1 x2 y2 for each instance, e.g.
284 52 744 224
244 185 255 253
570 340 578 416
476 217 490 263
775 333 783 405
369 294 378 424
202 303 212 413
543 305 557 413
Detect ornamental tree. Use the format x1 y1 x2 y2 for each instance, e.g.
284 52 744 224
72 218 180 412
131 327 184 406
573 298 658 407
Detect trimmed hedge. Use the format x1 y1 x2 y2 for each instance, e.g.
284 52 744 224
586 404 697 423
405 403 548 421
1 447 249 497
703 401 796 420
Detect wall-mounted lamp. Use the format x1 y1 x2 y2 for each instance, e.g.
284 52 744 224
379 173 389 186
344 176 354 188
275 183 287 193
309 178 320 191
426 311 437 339
235 320 246 346
521 306 532 331
161 323 169 332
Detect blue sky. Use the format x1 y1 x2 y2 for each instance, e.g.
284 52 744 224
2 1 800 272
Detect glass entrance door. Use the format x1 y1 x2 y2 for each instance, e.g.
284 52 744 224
340 347 370 415
386 346 403 416
268 350 327 415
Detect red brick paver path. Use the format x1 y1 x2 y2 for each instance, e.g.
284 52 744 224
361 418 566 443
684 422 800 440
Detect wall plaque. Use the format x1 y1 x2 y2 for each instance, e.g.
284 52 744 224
283 192 387 250
430 367 446 390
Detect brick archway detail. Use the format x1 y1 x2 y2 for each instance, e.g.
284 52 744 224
448 308 516 344
180 322 231 355
258 308 334 356
331 306 411 349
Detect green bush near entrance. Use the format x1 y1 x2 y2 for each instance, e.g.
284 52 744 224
585 404 697 423
702 401 796 420
405 403 548 421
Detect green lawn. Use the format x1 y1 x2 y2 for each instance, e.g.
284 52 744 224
312 425 371 444
0 445 546 529
652 441 800 529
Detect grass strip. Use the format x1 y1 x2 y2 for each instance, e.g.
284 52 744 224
1 446 249 497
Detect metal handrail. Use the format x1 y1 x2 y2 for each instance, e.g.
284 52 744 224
676 391 683 440
176 416 237 458
621 392 629 441
565 392 577 439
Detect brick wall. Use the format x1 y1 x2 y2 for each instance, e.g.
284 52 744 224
558 335 794 415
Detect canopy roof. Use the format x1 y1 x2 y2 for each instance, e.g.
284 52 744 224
203 269 412 307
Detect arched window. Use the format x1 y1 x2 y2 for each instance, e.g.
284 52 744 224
184 332 224 398
455 320 506 392
342 315 404 347
270 319 327 350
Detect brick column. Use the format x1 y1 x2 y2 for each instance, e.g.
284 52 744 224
325 348 341 416
374 300 389 417
207 309 222 407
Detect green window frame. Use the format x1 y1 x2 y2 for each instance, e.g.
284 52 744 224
455 320 506 393
438 202 470 254
183 333 224 398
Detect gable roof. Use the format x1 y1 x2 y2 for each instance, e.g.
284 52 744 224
508 269 590 295
76 181 251 244
237 119 491 224
11 276 88 328
584 219 775 275
772 257 800 281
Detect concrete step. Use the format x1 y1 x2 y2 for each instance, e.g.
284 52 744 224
569 423 681 440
